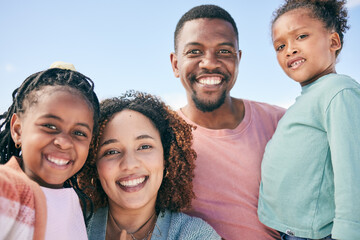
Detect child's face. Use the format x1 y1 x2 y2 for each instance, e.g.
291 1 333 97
96 109 164 212
272 8 341 86
11 86 94 188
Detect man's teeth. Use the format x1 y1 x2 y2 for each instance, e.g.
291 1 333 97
47 156 69 166
290 59 305 67
119 177 146 187
199 77 221 85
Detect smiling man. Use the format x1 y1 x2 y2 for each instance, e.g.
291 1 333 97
170 4 285 240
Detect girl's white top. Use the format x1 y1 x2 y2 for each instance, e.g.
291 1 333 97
41 187 87 240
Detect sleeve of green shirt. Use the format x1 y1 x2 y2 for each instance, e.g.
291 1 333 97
325 88 360 240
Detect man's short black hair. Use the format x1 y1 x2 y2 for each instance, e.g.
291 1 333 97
174 4 239 52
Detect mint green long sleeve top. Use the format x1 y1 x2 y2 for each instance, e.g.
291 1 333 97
258 74 360 240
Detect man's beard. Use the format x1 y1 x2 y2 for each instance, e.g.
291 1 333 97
192 90 226 112
188 69 229 112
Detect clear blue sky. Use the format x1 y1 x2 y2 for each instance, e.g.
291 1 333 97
1 0 359 114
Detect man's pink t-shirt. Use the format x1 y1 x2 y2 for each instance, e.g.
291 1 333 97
177 99 285 240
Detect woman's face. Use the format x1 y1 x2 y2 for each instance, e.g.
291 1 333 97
96 109 164 211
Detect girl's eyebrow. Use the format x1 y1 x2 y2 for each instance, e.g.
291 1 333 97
39 114 92 131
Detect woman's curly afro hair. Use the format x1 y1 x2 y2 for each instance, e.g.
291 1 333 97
79 90 196 214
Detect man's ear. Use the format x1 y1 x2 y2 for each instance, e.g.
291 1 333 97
238 49 242 62
10 113 22 146
170 52 180 78
330 32 341 52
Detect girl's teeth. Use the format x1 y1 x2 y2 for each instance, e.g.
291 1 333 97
119 177 146 187
291 59 305 67
47 156 69 166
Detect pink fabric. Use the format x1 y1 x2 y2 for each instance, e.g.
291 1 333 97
178 99 285 240
0 156 47 240
41 187 87 240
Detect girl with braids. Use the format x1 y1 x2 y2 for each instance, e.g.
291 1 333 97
79 90 220 240
0 66 100 240
258 0 360 239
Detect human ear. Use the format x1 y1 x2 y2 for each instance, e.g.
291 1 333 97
238 50 242 62
330 32 341 52
170 52 180 78
10 113 22 146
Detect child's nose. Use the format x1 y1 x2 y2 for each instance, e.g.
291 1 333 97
286 43 298 56
53 133 73 149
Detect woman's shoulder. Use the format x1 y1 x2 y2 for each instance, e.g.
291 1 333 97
87 207 108 240
154 211 220 240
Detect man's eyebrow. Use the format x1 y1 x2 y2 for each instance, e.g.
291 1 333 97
219 42 236 48
183 42 236 48
184 42 202 48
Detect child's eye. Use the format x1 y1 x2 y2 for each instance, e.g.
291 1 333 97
297 34 308 40
74 130 87 138
138 144 152 150
43 124 57 130
275 44 285 52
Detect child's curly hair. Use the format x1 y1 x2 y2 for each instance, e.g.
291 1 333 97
272 0 349 57
79 90 196 214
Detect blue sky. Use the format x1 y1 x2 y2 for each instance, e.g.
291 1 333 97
1 0 359 114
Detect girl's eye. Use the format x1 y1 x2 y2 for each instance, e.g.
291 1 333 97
297 34 308 40
276 44 285 52
74 131 87 138
43 124 57 130
139 144 152 150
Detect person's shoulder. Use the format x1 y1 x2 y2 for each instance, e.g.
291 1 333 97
87 207 108 240
0 157 34 197
243 98 286 121
322 74 360 90
166 211 221 239
246 99 286 112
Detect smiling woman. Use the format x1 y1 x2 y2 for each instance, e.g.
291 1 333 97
79 90 221 240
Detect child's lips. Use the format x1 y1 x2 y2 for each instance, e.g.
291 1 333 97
287 58 306 68
45 154 72 167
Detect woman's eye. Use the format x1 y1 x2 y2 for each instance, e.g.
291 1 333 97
139 144 152 150
104 150 120 156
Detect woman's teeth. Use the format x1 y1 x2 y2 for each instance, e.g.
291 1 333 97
119 177 146 187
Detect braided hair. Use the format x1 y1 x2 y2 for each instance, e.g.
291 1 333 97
0 67 100 223
272 0 349 57
79 90 196 214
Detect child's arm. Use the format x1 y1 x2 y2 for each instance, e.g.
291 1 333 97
0 167 35 240
325 87 360 240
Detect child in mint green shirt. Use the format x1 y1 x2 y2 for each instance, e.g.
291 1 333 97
258 1 360 240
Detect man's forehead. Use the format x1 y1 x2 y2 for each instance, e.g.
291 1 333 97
179 18 238 46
